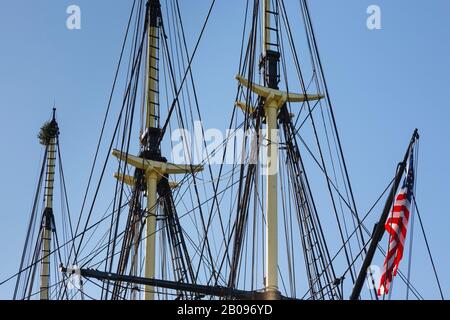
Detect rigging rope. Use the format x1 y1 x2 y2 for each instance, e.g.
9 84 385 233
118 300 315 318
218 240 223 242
413 196 445 300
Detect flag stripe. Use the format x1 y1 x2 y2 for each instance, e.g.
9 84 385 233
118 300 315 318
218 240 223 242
378 148 415 296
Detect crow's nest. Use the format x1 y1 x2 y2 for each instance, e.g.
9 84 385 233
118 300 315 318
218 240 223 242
38 120 59 146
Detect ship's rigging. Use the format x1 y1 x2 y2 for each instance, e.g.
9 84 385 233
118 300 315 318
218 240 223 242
12 109 75 300
3 0 444 301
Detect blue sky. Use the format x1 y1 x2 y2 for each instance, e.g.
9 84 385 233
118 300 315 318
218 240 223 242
0 0 449 300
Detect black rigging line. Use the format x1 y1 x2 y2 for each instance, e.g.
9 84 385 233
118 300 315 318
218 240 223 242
201 0 256 289
52 218 69 300
103 0 143 298
68 0 138 272
174 0 233 285
105 0 145 299
300 0 369 278
69 172 247 296
226 0 260 291
13 148 48 299
54 138 77 299
24 221 44 300
293 1 357 287
281 146 414 294
300 0 363 223
159 12 219 284
302 101 356 284
87 170 247 272
0 207 117 289
275 1 341 298
298 173 424 301
413 196 445 300
106 74 140 298
189 0 257 289
21 279 66 301
70 5 148 274
56 141 76 258
163 8 226 288
16 122 74 300
77 200 131 262
405 144 419 300
157 0 216 146
163 1 225 288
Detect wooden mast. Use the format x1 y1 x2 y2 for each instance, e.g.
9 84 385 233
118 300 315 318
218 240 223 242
112 0 203 300
39 108 58 300
235 0 324 299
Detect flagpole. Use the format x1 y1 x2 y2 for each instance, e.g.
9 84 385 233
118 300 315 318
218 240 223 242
350 129 419 300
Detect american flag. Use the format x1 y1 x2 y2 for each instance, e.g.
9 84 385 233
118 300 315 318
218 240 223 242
378 148 415 296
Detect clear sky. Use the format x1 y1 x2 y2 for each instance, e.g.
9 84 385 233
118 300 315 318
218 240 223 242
0 0 449 300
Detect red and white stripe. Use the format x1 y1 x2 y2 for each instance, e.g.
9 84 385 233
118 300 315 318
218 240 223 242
377 189 412 296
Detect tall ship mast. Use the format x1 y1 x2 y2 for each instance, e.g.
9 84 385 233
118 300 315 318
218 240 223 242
13 109 74 300
5 0 444 301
